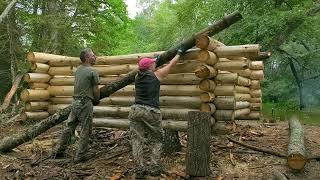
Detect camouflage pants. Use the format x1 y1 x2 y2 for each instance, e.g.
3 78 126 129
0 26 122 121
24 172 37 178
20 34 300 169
53 97 93 160
128 104 163 168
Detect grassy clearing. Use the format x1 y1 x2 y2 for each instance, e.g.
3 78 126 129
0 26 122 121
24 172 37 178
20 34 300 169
262 103 320 125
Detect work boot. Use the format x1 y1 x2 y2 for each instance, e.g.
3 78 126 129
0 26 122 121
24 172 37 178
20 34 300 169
148 164 164 177
134 166 147 179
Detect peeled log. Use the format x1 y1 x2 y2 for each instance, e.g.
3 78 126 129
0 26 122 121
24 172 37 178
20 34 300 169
215 73 238 84
250 61 264 70
250 89 262 98
24 73 51 83
235 101 250 109
214 110 234 121
200 92 215 103
199 79 216 92
231 69 251 78
287 116 306 170
214 85 234 96
214 60 249 70
20 111 50 121
213 97 235 110
235 86 250 94
29 83 49 89
200 103 216 113
236 111 260 120
166 60 201 74
237 76 251 86
195 64 217 79
234 108 250 118
251 70 264 80
250 98 262 103
197 50 218 66
195 35 224 51
250 103 262 111
27 52 78 64
234 93 251 101
250 80 260 89
20 89 50 102
161 73 200 85
31 63 50 73
214 44 260 58
25 102 49 111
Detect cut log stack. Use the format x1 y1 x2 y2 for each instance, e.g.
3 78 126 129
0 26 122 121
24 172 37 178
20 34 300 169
196 35 267 121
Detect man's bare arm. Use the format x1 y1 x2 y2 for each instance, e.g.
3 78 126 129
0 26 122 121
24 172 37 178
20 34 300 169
154 54 180 81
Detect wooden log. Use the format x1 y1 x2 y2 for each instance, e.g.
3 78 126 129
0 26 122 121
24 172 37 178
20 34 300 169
200 103 216 113
179 49 201 60
237 76 251 86
250 103 262 111
194 64 217 79
0 11 243 153
231 69 251 78
250 80 260 89
30 63 50 73
197 50 218 66
20 111 50 121
195 34 224 51
20 89 50 102
29 83 49 89
214 85 235 96
214 44 260 58
215 73 238 84
213 97 235 110
250 61 264 70
0 74 24 113
24 73 51 83
250 70 264 80
27 52 79 64
235 86 250 93
93 118 188 131
251 52 272 60
214 110 234 121
288 116 306 170
234 108 250 118
186 111 211 177
161 73 200 85
235 101 250 109
234 93 251 101
236 111 260 120
25 102 49 111
250 89 262 98
200 92 215 103
199 79 216 92
250 98 262 103
214 60 249 70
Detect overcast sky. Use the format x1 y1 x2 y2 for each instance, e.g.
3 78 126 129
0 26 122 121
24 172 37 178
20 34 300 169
125 0 142 19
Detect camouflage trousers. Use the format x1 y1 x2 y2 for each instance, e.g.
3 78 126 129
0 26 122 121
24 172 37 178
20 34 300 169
53 97 93 160
128 104 163 168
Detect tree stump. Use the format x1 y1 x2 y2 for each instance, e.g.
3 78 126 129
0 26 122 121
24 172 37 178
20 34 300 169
163 129 182 154
186 111 211 178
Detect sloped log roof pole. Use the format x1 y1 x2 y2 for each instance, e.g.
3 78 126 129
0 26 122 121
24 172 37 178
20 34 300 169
0 11 242 153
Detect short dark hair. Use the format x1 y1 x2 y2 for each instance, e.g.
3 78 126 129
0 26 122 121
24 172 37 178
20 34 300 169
80 48 93 62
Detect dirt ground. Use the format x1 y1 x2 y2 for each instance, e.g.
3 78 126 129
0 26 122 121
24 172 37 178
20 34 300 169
0 119 320 180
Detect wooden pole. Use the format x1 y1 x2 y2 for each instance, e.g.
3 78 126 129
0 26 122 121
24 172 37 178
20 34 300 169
186 111 211 177
0 74 23 113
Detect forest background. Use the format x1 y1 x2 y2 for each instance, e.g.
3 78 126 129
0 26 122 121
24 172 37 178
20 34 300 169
0 0 319 123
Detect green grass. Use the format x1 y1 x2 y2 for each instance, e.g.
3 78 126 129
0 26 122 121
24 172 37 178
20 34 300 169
262 102 320 125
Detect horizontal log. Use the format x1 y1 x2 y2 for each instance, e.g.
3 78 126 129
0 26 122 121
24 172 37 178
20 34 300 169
197 50 218 65
250 89 262 98
24 73 51 83
48 104 197 120
195 35 224 51
200 92 215 103
200 103 216 113
163 60 202 74
27 52 79 64
214 44 260 58
20 111 50 121
214 110 234 121
235 86 250 94
29 83 49 89
234 108 250 118
215 73 238 84
214 60 249 70
251 52 272 60
250 80 260 89
214 97 235 110
231 69 251 78
236 111 260 120
250 103 262 111
199 79 216 92
235 101 250 109
25 101 49 111
20 89 50 102
250 61 264 70
237 76 251 86
214 85 234 96
234 93 251 101
250 98 262 103
195 64 217 79
250 70 264 80
179 49 201 60
30 63 50 73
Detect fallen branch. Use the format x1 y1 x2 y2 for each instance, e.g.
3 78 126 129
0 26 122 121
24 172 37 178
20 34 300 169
226 136 287 158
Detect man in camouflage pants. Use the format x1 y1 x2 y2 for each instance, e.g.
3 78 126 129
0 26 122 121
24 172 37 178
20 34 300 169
129 47 185 177
52 48 100 163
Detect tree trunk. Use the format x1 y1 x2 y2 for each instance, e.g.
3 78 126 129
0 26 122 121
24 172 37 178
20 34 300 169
0 74 23 113
20 111 50 122
0 0 17 24
288 58 305 110
0 11 242 153
186 111 211 177
163 130 182 154
287 116 306 170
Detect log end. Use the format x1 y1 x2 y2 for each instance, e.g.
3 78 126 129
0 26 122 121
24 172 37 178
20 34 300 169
195 34 210 49
20 89 30 102
287 153 307 170
27 52 35 62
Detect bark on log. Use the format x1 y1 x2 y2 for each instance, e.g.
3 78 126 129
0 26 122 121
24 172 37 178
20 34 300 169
250 80 260 89
213 97 235 110
200 92 215 103
163 129 182 154
250 70 264 80
195 35 224 51
214 60 249 70
250 89 262 98
200 103 216 113
0 73 23 113
250 61 264 70
179 49 201 60
25 102 49 111
235 101 250 109
234 108 250 118
236 111 260 120
0 11 242 153
0 0 18 24
20 89 50 102
214 110 234 121
24 73 51 83
199 79 216 92
287 116 306 170
197 50 218 65
234 93 251 101
186 111 211 177
20 111 50 121
29 83 49 89
195 64 217 79
214 44 260 58
30 63 50 73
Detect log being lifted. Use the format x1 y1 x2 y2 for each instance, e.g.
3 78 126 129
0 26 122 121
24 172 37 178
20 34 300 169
0 11 242 153
214 44 260 58
287 116 306 170
24 73 51 83
30 63 50 73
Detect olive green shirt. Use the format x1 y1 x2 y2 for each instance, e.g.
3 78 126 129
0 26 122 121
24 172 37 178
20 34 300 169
74 64 99 100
